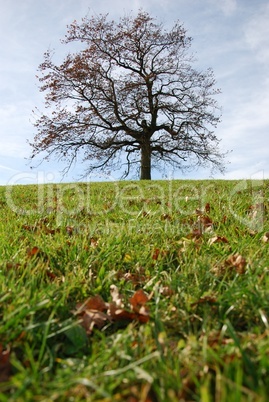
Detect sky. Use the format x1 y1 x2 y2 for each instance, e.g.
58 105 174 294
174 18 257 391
0 0 269 185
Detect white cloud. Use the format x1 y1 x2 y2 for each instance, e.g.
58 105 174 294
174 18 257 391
244 3 269 64
0 164 19 173
220 0 237 16
205 0 237 16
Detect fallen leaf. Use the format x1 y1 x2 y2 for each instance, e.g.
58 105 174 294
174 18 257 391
152 248 168 260
262 232 269 243
110 285 124 308
66 226 74 235
45 269 57 281
199 215 213 228
161 213 172 221
222 215 228 224
116 269 147 286
80 310 110 334
6 262 21 270
22 224 37 232
74 288 151 334
130 289 149 312
199 330 233 348
0 344 11 383
43 227 58 235
129 290 150 322
73 295 110 334
208 236 229 246
26 246 40 257
108 304 136 322
212 252 247 276
152 248 161 260
226 253 247 274
191 295 217 307
90 237 99 248
75 295 108 314
159 286 174 297
186 229 203 239
247 203 265 217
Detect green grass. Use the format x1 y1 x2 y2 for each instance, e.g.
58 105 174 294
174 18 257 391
0 179 269 401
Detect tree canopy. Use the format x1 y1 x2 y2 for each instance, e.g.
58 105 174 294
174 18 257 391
31 10 226 180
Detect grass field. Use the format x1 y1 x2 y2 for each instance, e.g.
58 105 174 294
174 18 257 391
0 179 269 401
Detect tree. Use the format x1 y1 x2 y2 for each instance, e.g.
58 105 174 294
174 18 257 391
31 10 226 180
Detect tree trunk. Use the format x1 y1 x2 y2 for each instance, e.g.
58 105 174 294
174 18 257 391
140 140 151 180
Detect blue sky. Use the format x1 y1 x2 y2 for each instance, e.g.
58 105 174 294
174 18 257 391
0 0 268 184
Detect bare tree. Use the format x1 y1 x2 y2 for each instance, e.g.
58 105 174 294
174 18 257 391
31 10 226 180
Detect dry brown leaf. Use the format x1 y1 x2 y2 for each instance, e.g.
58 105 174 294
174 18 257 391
161 213 172 221
80 310 110 334
191 295 217 307
159 285 174 297
226 253 247 274
205 202 211 213
130 289 149 311
74 288 151 333
116 270 147 286
108 303 136 322
129 290 150 322
110 285 124 308
6 262 21 270
262 232 269 243
26 246 40 257
75 295 108 315
208 235 229 246
66 226 74 235
90 237 99 248
0 344 11 383
212 252 247 276
199 215 213 228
